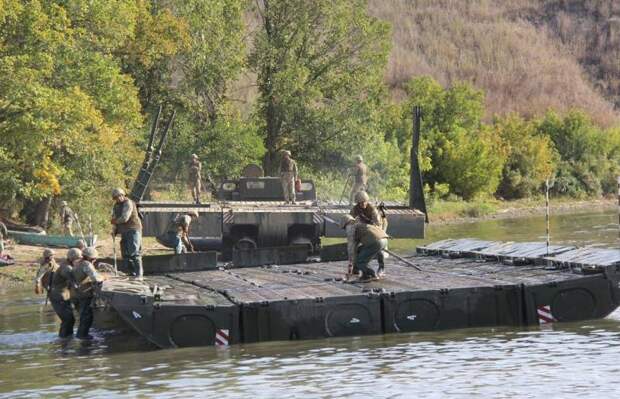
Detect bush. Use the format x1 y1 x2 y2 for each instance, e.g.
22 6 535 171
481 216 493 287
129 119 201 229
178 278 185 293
494 114 556 199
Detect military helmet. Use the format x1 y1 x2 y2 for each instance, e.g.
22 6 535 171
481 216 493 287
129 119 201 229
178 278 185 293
282 150 291 156
83 247 98 259
191 153 198 159
66 248 83 261
43 248 55 258
61 200 68 206
354 191 369 204
355 155 363 162
340 215 355 229
187 210 199 218
112 187 126 198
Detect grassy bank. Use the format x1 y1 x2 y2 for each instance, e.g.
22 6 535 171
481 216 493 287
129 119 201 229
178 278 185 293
428 196 617 224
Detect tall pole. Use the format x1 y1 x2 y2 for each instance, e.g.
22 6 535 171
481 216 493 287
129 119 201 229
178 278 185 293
409 106 428 223
545 179 550 256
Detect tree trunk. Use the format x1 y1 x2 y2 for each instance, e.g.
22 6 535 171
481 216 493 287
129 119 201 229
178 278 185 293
21 197 52 228
34 197 51 228
260 1 281 177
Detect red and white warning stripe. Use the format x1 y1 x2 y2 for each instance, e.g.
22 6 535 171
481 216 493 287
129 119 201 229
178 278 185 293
223 211 234 225
537 305 555 324
312 213 324 225
215 329 229 346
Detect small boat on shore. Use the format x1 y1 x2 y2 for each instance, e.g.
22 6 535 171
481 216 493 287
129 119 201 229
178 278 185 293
7 230 97 248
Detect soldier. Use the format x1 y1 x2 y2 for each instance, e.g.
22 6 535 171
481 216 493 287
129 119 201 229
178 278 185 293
279 150 298 204
341 214 388 282
349 155 368 205
0 221 7 255
189 154 202 204
59 201 75 236
110 188 143 279
34 248 76 338
166 210 199 254
71 247 103 340
350 191 387 276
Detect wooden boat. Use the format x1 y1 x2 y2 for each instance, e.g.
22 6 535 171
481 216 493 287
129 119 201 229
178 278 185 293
0 217 45 233
7 230 97 248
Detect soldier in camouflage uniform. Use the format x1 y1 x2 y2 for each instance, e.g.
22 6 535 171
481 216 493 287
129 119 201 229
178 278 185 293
349 155 368 205
72 247 104 340
59 201 75 236
279 150 298 204
189 154 202 204
165 210 199 254
0 221 7 255
110 188 143 279
341 214 388 283
34 248 76 338
350 191 388 277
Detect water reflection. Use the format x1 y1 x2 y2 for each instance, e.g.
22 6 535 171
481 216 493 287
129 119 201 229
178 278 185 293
0 210 618 398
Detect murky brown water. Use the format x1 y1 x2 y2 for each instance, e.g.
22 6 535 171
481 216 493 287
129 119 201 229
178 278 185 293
1 210 618 398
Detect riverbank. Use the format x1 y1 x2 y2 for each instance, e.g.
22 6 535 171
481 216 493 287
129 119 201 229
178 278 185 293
429 197 617 225
0 237 169 289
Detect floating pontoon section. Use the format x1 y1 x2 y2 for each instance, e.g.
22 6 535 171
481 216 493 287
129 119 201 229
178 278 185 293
99 239 620 349
544 247 620 271
417 238 576 264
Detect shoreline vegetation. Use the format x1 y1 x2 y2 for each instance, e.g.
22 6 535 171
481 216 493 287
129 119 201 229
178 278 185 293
2 1 619 235
1 196 616 288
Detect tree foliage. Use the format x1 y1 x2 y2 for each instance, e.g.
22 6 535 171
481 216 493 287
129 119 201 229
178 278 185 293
494 114 556 199
1 0 619 230
402 76 505 200
250 0 391 174
537 111 620 197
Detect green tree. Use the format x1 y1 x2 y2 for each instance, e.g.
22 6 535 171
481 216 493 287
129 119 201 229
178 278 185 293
494 114 556 199
174 0 245 123
249 0 391 174
0 1 145 227
402 76 505 199
536 110 616 197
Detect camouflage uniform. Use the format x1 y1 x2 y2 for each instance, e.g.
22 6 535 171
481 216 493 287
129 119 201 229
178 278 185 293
189 155 202 204
111 192 143 279
0 221 6 254
349 158 368 204
350 193 388 275
166 212 197 254
280 151 298 204
71 259 103 339
35 257 75 338
344 219 388 281
60 202 75 236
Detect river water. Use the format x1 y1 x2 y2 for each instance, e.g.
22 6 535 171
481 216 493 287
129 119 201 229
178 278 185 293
1 210 618 398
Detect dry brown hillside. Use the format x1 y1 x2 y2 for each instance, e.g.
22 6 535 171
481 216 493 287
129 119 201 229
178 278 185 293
369 0 620 126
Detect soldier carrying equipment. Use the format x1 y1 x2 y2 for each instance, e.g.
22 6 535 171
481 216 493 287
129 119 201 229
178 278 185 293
280 150 299 204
